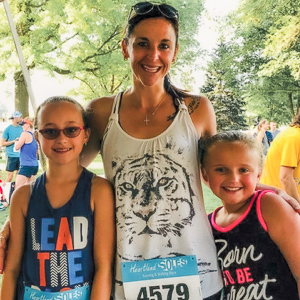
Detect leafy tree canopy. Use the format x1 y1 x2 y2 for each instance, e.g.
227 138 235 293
201 43 248 131
0 0 204 100
215 0 300 123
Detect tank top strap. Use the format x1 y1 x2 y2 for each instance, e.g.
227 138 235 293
177 97 188 111
109 92 123 122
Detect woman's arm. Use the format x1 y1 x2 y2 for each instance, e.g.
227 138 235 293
90 176 115 299
80 97 114 168
0 185 30 299
261 193 300 298
187 95 217 138
279 166 300 203
256 130 264 143
14 132 27 151
256 182 300 213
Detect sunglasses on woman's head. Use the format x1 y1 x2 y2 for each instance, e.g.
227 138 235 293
38 126 85 140
128 2 179 21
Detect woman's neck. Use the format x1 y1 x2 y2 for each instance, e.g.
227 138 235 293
127 85 167 109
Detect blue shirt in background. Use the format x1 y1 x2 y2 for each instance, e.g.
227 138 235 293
2 124 23 158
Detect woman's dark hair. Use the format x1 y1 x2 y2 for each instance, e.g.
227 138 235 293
123 3 191 100
200 131 264 171
34 96 90 130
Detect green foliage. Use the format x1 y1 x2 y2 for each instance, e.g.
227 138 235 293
215 0 300 122
0 0 204 99
238 0 300 80
201 44 248 131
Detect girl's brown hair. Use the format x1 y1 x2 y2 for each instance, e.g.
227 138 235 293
34 96 90 130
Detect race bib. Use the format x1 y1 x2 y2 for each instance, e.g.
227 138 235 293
24 285 90 300
122 255 202 300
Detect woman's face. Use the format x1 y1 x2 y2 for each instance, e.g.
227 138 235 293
122 17 178 88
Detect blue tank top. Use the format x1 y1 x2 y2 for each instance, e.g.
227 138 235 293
208 190 298 300
20 131 38 166
17 168 95 297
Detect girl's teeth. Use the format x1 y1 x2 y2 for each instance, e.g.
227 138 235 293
225 187 240 191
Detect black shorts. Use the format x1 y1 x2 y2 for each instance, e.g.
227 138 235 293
18 165 39 178
6 157 20 172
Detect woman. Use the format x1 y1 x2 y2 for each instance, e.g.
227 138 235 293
82 3 223 299
253 119 271 156
14 117 39 189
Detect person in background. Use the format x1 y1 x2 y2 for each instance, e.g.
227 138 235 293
0 170 8 210
0 96 115 299
1 111 23 182
265 129 273 145
201 131 300 299
260 111 300 203
253 119 271 156
14 117 39 190
269 121 280 139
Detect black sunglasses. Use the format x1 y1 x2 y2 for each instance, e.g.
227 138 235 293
128 2 179 21
38 126 85 140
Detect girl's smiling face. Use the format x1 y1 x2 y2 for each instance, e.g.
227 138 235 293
122 17 178 88
36 101 90 166
202 141 262 210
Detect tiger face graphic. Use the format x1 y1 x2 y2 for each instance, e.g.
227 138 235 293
112 153 196 261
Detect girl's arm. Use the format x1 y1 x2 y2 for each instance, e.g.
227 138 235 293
14 132 27 150
90 176 115 299
261 193 300 298
0 185 30 299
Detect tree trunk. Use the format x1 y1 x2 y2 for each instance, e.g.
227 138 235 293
14 70 29 116
287 92 295 118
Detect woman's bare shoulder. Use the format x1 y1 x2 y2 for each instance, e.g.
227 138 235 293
86 95 116 134
183 95 212 114
183 94 216 137
87 95 115 112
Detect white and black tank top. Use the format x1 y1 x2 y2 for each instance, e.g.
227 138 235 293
101 92 223 299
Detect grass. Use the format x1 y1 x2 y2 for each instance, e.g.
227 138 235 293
0 154 222 288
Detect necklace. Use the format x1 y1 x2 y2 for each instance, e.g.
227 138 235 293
143 93 167 126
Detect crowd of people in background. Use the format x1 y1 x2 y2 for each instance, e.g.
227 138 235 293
0 111 39 210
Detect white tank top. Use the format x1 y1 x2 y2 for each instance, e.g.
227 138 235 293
101 92 223 299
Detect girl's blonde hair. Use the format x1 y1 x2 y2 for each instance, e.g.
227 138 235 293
200 131 264 171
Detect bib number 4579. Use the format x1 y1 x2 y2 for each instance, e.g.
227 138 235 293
137 283 189 300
